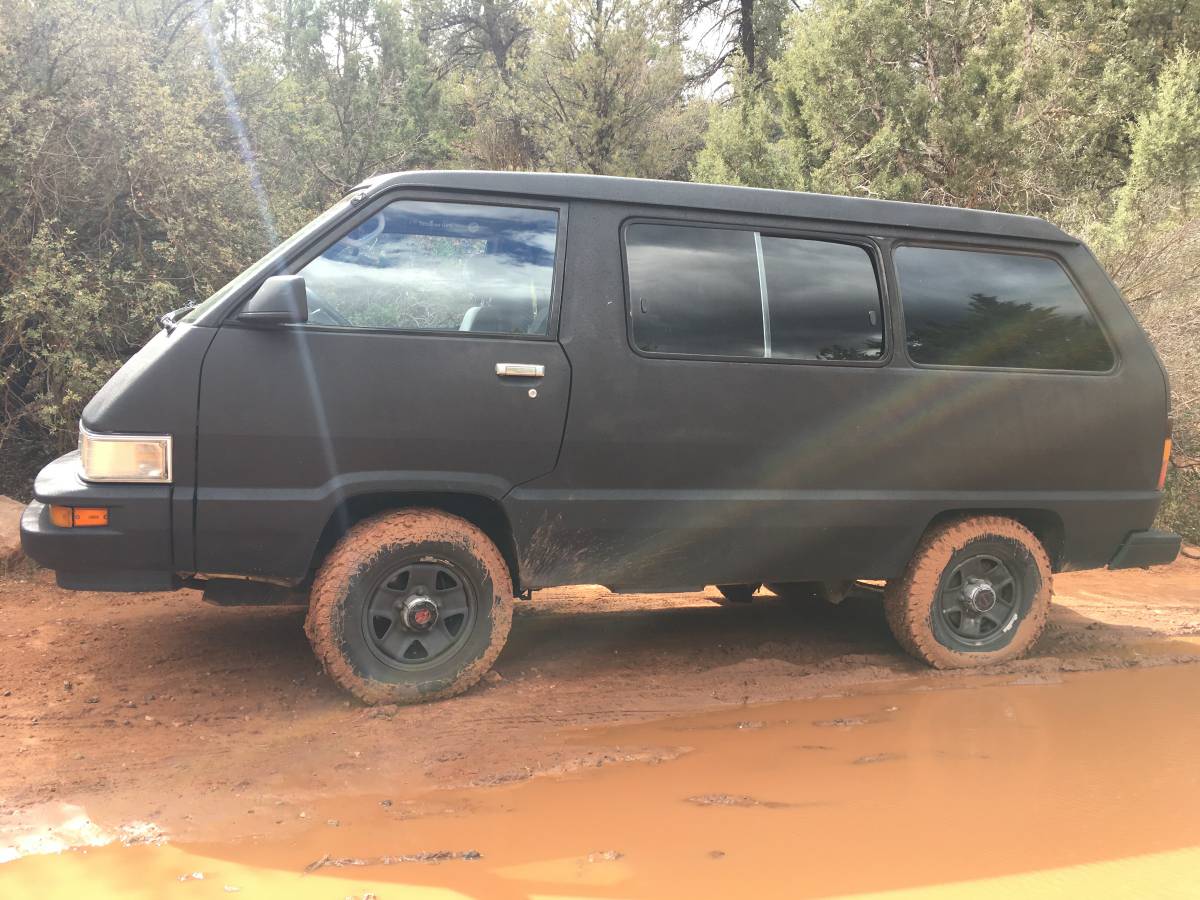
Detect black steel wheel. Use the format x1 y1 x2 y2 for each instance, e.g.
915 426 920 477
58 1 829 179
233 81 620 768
933 554 1019 647
362 560 476 669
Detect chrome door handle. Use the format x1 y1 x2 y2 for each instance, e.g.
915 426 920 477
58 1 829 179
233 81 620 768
495 363 545 378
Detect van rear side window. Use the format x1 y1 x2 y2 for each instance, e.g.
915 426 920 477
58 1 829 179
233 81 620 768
895 246 1115 371
760 237 883 361
625 224 764 358
625 223 883 362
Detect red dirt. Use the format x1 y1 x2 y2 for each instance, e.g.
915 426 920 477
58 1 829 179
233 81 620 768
1 554 1198 843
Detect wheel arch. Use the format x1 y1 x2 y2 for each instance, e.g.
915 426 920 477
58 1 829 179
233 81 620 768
921 508 1066 572
308 492 522 593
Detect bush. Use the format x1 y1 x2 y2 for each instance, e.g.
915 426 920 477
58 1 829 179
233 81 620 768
0 0 269 497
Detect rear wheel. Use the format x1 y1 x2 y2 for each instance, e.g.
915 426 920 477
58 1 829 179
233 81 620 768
714 583 761 604
305 509 513 704
884 516 1051 669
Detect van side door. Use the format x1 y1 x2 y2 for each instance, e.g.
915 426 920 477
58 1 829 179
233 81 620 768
509 202 899 590
193 195 570 581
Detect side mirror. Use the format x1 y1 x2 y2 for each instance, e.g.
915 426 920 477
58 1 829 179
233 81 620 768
238 275 308 325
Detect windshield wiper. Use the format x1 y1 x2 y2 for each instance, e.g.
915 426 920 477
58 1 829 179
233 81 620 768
160 302 195 334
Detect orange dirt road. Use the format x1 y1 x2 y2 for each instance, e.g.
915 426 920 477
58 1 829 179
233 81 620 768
1 557 1199 896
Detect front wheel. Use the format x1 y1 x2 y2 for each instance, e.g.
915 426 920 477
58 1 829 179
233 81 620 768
884 516 1051 669
305 509 513 704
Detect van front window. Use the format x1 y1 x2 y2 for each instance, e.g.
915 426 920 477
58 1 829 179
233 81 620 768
296 200 559 335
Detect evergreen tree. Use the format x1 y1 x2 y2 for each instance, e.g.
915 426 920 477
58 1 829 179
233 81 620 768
521 0 705 178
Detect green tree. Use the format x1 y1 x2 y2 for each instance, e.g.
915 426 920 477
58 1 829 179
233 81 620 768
700 0 1047 206
692 61 807 188
413 0 541 169
1090 48 1200 539
522 0 705 178
694 0 1199 218
1117 48 1200 223
417 0 533 82
684 0 790 85
224 0 456 214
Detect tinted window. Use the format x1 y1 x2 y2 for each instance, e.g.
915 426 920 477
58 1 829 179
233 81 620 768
626 224 764 358
297 201 558 334
896 247 1114 371
761 237 883 361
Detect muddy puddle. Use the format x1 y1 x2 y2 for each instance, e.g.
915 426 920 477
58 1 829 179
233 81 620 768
5 663 1200 898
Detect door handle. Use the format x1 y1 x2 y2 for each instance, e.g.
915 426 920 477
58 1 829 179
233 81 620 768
495 363 545 378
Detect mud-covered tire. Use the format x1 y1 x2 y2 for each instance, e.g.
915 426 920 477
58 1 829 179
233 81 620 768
714 584 760 604
305 509 513 704
884 516 1052 669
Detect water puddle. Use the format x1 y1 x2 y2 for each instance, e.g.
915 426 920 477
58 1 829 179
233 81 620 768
0 803 162 864
5 664 1200 898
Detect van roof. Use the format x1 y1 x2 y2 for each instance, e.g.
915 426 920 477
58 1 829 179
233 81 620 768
366 170 1074 244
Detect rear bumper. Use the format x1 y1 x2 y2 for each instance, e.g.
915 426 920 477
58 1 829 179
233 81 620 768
19 451 178 592
1108 529 1182 570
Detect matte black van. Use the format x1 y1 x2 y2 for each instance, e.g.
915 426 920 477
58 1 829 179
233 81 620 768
21 171 1181 703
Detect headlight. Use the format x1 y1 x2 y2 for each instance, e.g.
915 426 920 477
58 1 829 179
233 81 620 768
79 425 172 483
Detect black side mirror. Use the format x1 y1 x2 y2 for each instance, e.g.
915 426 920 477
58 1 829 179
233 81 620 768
238 275 308 325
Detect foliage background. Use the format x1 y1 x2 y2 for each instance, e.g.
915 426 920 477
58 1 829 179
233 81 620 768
1 0 1197 539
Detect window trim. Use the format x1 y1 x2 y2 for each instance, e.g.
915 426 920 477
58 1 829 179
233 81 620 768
224 188 569 342
892 240 1120 376
620 216 892 368
753 232 773 358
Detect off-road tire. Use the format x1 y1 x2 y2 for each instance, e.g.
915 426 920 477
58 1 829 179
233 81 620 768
305 509 513 704
884 516 1052 669
714 584 761 604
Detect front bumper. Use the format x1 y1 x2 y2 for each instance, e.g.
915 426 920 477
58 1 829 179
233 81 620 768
1108 529 1182 570
19 451 178 591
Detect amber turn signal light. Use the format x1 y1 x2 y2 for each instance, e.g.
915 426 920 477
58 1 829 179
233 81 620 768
73 507 109 527
1158 437 1172 491
48 505 109 528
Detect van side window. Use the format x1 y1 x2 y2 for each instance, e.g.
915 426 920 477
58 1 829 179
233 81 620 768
625 224 765 357
761 237 883 360
297 201 558 335
895 247 1115 371
625 223 883 361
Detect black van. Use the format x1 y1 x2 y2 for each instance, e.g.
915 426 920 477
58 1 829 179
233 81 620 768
21 171 1180 703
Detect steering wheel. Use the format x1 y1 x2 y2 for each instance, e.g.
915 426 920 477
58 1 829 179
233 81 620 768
342 212 385 247
305 285 353 327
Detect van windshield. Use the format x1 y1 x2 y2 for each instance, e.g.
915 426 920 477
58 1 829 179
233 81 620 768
180 196 355 324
